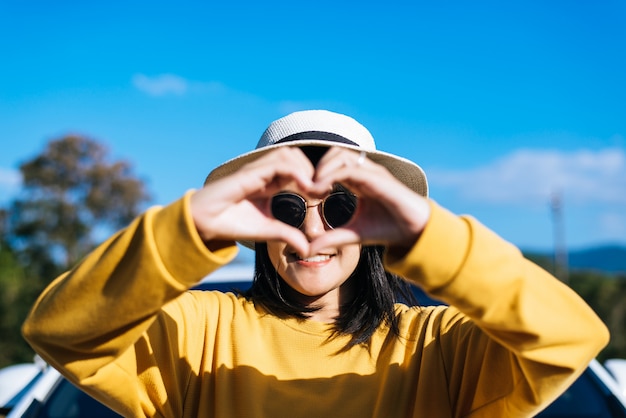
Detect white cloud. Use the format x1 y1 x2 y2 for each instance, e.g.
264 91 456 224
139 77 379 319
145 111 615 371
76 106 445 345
428 147 626 207
132 73 189 96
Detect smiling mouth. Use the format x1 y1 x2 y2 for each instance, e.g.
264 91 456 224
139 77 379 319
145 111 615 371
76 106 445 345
292 254 334 263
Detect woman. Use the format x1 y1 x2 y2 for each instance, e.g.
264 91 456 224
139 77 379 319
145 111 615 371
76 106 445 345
23 110 608 417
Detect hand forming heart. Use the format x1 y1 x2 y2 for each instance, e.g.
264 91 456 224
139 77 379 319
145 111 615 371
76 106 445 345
190 147 431 258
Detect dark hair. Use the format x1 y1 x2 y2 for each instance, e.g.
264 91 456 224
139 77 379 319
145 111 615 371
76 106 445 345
245 244 417 348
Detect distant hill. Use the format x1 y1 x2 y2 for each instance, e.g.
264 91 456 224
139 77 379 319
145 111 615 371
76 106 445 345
568 245 626 274
524 245 626 275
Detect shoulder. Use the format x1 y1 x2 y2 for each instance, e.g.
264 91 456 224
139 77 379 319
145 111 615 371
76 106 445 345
161 290 256 323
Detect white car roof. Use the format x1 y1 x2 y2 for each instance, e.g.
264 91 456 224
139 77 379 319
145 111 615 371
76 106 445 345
605 358 626 397
0 363 42 406
199 263 254 283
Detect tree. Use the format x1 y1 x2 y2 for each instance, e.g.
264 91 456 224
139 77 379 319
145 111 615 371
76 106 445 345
1 207 49 366
9 135 151 270
0 135 151 367
568 271 626 361
0 236 36 366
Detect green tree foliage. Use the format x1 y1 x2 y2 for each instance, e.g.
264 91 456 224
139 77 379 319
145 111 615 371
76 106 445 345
1 208 51 366
0 236 40 366
0 135 150 367
10 135 151 269
568 271 626 362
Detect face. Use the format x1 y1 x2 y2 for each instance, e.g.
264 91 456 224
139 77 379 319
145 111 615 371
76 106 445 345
266 186 361 306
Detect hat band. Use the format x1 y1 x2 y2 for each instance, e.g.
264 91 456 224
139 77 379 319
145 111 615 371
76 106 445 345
274 131 359 146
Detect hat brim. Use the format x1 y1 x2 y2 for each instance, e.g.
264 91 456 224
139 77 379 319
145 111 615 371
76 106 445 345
204 140 428 250
206 140 427 194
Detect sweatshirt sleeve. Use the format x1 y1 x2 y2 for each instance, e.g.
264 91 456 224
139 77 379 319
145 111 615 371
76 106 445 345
22 191 239 383
384 200 610 416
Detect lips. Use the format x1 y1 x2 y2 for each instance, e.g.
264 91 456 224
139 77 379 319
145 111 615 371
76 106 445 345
290 252 336 263
295 254 332 262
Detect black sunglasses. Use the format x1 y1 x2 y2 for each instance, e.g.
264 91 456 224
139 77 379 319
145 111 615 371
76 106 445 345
271 191 357 229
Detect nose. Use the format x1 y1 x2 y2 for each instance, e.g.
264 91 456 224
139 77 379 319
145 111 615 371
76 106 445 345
301 200 327 239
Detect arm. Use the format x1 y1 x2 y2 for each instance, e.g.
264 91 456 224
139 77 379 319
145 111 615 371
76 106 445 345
22 193 238 381
385 201 609 415
23 146 319 375
293 146 608 414
22 149 319 415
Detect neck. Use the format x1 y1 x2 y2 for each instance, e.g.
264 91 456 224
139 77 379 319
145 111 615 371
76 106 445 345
286 276 357 324
306 299 340 323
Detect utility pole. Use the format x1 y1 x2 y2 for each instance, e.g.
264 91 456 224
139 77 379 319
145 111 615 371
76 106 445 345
550 191 569 282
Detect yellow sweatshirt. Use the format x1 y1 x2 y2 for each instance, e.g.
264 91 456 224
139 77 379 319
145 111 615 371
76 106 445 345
23 194 609 418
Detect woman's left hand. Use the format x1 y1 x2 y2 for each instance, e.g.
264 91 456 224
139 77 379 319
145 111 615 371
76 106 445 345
307 147 431 257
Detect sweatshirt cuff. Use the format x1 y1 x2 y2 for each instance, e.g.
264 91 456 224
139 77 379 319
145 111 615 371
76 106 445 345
384 200 471 293
152 191 239 288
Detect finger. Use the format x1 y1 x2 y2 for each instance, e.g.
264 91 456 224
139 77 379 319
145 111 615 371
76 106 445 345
307 228 363 257
203 148 315 217
192 148 317 245
204 202 312 255
237 147 316 197
312 147 362 184
311 150 394 198
248 222 312 256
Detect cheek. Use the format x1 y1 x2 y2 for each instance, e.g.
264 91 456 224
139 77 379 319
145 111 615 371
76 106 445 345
341 245 362 273
267 241 286 271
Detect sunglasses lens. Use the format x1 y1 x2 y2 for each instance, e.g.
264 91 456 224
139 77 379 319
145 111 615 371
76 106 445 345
323 192 357 228
271 193 305 228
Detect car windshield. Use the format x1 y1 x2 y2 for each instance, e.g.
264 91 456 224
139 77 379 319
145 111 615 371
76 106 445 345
33 378 121 418
537 368 626 417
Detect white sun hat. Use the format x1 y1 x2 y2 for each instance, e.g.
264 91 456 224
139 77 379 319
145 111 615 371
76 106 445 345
205 110 428 197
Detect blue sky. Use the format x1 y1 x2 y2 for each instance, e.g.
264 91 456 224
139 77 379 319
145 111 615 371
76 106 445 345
1 0 625 257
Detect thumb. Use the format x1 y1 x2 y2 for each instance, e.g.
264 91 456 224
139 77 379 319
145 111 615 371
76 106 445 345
307 228 362 257
256 222 312 258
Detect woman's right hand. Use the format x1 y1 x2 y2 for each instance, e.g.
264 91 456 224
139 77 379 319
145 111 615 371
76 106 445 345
190 147 315 256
